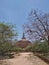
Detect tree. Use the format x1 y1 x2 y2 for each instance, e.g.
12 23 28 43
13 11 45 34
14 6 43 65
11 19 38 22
0 22 18 54
0 22 17 43
24 10 49 45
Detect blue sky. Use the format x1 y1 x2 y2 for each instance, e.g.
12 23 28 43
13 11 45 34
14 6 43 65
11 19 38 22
0 0 49 40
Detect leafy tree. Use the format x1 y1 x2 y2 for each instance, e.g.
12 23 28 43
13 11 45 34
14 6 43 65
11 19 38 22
0 22 18 55
0 23 17 43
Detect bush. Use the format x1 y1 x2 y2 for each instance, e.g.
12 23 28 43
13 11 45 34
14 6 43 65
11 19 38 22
31 41 49 53
25 45 33 52
11 47 22 53
0 42 13 55
25 40 49 53
38 43 49 53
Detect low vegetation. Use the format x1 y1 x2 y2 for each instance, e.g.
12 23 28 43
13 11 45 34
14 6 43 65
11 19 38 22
0 22 18 59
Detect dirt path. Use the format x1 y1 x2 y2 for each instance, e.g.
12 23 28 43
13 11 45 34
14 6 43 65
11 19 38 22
5 52 48 65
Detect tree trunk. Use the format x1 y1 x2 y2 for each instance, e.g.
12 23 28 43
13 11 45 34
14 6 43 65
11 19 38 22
48 36 49 45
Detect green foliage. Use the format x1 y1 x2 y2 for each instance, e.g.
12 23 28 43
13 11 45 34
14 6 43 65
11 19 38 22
0 22 18 55
0 43 13 55
32 41 49 53
12 47 22 52
25 40 49 53
0 22 18 43
25 45 33 52
38 42 49 53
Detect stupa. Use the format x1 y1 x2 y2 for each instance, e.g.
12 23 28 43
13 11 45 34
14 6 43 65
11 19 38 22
17 33 32 48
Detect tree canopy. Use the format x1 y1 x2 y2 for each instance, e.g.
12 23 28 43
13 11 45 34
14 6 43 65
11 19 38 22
0 22 17 43
24 10 49 44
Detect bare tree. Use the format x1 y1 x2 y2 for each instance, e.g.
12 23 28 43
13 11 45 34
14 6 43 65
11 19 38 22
24 10 49 44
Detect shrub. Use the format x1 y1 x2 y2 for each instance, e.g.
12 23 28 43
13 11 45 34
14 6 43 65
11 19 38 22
25 45 33 52
0 43 12 55
11 47 22 53
31 41 49 53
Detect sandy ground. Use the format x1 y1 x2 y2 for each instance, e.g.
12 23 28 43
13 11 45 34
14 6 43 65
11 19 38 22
2 52 48 65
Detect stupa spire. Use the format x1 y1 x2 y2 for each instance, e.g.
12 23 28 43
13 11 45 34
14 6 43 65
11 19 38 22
22 32 26 39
